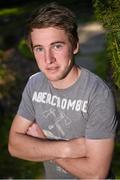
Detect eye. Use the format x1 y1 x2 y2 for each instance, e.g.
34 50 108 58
34 46 44 52
53 44 63 50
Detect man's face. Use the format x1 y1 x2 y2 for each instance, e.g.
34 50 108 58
31 27 78 82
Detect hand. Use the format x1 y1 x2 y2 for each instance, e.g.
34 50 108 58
26 123 46 138
65 138 86 158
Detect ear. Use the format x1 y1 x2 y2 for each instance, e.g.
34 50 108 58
73 42 80 54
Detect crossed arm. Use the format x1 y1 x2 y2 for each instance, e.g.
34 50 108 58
8 115 114 179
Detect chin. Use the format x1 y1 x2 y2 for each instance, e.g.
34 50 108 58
49 74 68 82
44 69 69 82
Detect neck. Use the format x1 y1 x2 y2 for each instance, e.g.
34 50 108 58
50 65 81 89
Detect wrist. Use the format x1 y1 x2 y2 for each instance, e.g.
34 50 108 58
57 140 70 159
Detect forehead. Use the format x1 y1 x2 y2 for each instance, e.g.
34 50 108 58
31 27 70 45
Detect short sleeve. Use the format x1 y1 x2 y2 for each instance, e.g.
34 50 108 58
17 79 35 121
86 86 117 139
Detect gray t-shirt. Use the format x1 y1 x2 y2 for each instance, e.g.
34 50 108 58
17 67 117 179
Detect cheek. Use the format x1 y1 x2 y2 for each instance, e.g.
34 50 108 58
57 49 72 60
63 50 73 62
34 52 43 61
34 52 41 60
34 54 43 67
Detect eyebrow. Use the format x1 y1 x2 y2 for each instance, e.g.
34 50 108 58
33 41 65 49
33 45 42 49
51 41 65 45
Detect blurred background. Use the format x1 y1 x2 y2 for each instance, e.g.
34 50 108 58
0 0 120 179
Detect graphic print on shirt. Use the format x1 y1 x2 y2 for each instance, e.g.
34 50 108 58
32 91 88 112
40 107 73 174
32 91 88 139
41 107 72 139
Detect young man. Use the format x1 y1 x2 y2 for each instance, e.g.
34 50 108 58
8 2 117 179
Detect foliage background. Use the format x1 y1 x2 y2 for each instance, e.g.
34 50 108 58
93 0 120 178
93 0 120 88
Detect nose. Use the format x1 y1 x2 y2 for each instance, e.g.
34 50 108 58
45 49 55 64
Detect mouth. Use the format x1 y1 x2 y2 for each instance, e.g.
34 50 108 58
46 66 59 72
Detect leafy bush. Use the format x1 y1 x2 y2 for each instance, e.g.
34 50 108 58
94 50 109 80
93 0 120 88
18 39 33 59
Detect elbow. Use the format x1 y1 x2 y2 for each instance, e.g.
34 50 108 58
82 161 109 179
89 174 106 179
76 169 108 179
92 174 107 179
8 131 22 158
8 139 19 158
88 168 108 179
8 142 16 157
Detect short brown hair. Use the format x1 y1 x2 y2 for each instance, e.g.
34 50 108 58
26 2 79 49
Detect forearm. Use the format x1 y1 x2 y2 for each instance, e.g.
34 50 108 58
9 132 86 162
8 132 69 161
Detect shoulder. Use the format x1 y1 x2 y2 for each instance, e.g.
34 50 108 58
24 72 47 92
81 67 113 100
83 68 108 88
84 68 110 90
28 72 46 85
29 72 44 81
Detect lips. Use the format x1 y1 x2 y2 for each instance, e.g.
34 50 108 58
46 66 59 72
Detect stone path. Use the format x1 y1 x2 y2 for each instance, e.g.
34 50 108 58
75 22 106 71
